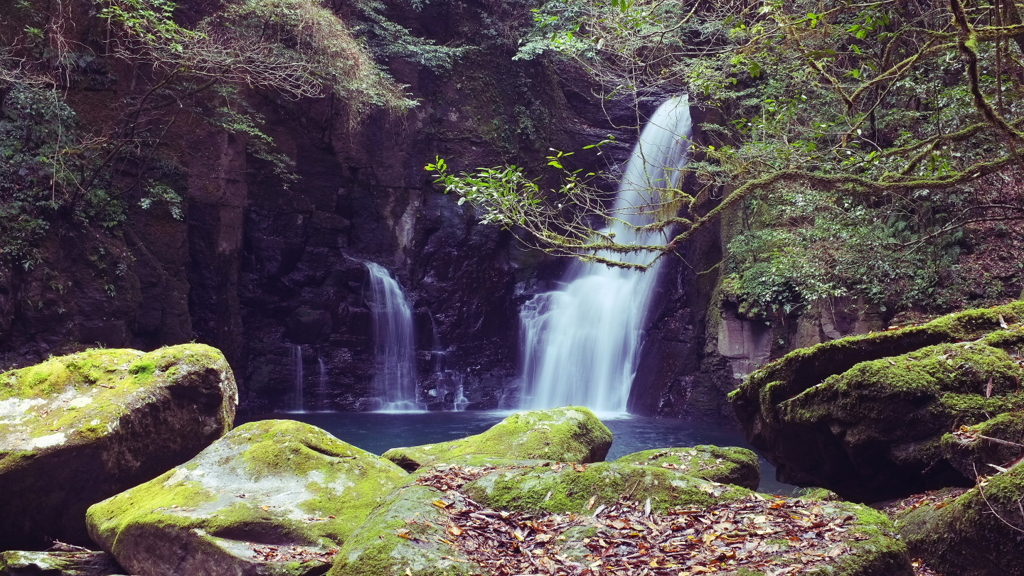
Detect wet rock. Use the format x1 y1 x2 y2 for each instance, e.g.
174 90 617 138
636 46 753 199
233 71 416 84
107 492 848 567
381 407 612 471
896 461 1024 575
616 445 761 490
0 550 123 576
86 420 408 576
0 344 237 549
732 302 1024 501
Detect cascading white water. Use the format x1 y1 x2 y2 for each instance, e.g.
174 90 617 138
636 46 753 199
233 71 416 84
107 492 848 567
291 344 304 412
365 262 422 412
519 95 693 414
317 357 328 411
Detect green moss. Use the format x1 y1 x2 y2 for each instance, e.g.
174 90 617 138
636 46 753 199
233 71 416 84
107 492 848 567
87 467 218 538
616 445 760 490
327 485 483 576
897 462 1024 575
383 407 612 471
733 301 1024 414
462 461 750 515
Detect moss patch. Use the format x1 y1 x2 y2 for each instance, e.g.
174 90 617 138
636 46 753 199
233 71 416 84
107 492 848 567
616 445 761 490
896 461 1024 576
382 407 612 472
462 461 750 514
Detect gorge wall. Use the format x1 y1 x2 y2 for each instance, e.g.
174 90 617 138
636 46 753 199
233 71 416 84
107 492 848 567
0 0 738 416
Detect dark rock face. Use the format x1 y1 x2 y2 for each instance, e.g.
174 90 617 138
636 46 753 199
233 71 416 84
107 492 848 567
0 0 734 419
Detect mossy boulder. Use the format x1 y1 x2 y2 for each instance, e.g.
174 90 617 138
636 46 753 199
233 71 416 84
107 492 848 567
896 461 1024 575
731 302 1024 502
461 461 751 514
941 410 1024 479
86 419 408 576
326 485 483 576
0 344 237 549
616 445 761 490
381 407 612 471
0 550 123 576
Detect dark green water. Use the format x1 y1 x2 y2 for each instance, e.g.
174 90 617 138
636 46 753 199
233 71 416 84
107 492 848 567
239 411 793 494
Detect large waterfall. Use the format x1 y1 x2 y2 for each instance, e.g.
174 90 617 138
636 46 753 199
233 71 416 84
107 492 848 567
365 262 422 412
518 96 693 414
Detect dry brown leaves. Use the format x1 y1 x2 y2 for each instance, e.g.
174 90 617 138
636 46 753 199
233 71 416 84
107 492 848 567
414 465 880 576
249 544 337 564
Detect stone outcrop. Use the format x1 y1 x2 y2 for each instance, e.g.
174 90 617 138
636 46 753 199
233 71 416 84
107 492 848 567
0 344 236 549
86 419 407 576
731 301 1024 502
381 407 613 471
616 445 761 490
896 460 1024 576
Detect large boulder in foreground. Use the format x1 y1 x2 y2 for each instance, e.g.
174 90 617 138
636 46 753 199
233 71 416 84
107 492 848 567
731 302 1024 501
381 407 612 471
616 445 761 490
87 420 408 576
0 344 237 549
896 460 1024 575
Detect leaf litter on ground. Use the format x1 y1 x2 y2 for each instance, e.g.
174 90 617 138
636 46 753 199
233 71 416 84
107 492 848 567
411 464 889 576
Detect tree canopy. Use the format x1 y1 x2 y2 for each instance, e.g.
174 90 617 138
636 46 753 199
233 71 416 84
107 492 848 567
433 0 1024 313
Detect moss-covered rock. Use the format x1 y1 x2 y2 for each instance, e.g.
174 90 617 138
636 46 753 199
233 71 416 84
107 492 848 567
381 407 612 471
0 344 237 549
896 460 1024 575
730 302 1024 501
615 445 761 490
326 485 484 576
941 411 1024 479
461 461 751 514
0 550 123 576
86 419 408 576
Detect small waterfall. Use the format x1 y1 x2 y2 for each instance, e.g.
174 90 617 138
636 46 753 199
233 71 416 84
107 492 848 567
365 262 422 412
317 357 328 411
519 96 693 414
425 313 469 411
291 344 304 412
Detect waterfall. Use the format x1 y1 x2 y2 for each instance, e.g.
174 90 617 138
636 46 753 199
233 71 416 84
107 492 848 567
518 95 693 414
317 357 328 411
291 344 304 412
365 262 422 412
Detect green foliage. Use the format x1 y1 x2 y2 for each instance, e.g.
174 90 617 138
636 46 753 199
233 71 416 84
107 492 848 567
351 0 468 71
0 0 428 271
444 0 1024 313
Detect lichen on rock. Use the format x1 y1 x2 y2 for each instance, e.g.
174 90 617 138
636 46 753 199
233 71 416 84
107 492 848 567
0 344 237 549
86 419 408 576
381 407 613 471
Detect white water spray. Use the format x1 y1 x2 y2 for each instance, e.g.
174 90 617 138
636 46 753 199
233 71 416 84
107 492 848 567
317 357 328 411
365 262 422 412
518 96 693 414
291 344 304 412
